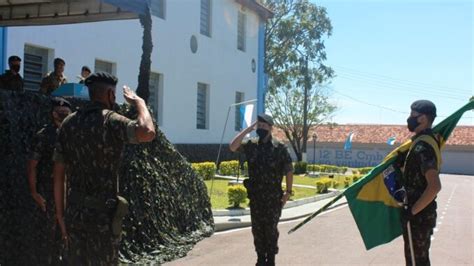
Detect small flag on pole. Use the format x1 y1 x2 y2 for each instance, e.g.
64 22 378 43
344 132 354 151
240 104 254 136
387 137 396 146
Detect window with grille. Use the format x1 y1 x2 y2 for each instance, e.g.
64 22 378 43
200 0 211 37
148 72 163 125
23 44 50 91
237 11 246 51
196 83 209 129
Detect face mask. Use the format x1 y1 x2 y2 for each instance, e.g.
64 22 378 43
407 115 421 132
11 65 20 72
256 128 269 139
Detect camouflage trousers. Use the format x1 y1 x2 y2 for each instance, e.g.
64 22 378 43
401 211 436 266
249 195 282 255
33 187 62 265
66 228 119 266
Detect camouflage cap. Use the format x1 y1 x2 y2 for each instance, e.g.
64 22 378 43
411 100 437 117
84 72 118 87
257 113 274 126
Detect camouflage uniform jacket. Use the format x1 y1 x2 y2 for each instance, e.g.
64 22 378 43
53 101 138 229
39 72 67 95
402 129 439 217
0 70 24 92
240 137 293 198
29 123 58 192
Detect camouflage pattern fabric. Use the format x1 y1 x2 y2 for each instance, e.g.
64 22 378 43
0 91 213 265
53 101 139 265
29 123 62 265
0 70 24 92
240 137 293 256
401 129 439 266
39 72 67 95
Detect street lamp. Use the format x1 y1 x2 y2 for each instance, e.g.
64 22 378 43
312 133 317 164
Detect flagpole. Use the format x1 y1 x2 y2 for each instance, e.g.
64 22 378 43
210 99 257 197
288 192 345 234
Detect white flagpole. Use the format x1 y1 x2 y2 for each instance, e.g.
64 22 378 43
210 99 257 196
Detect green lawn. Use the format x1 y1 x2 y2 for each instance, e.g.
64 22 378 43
293 174 350 187
205 179 317 210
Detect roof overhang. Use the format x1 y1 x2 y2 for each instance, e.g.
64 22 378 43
0 0 149 27
235 0 274 20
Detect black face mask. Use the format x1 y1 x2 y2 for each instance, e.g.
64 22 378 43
407 115 421 132
256 128 269 139
11 65 20 73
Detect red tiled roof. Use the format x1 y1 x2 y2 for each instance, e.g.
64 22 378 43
273 124 474 146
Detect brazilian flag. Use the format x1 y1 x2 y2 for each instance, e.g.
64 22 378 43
289 99 474 249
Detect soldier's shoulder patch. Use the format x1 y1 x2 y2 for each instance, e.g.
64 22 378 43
414 144 425 153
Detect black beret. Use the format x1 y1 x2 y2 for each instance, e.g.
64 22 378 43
8 55 21 63
257 113 274 126
51 97 71 109
84 72 118 87
81 66 91 72
411 100 437 117
54 58 65 65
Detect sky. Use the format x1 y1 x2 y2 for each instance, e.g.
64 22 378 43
310 0 473 126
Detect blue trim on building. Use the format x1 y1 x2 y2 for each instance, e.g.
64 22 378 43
0 27 7 74
257 21 266 114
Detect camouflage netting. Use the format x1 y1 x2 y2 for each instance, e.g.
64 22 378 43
0 91 214 265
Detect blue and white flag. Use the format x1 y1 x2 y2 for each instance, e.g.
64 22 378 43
387 137 396 146
240 104 254 136
344 132 355 151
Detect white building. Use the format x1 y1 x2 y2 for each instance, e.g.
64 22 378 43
0 0 272 145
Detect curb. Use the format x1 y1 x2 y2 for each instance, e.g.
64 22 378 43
214 201 348 232
212 190 341 217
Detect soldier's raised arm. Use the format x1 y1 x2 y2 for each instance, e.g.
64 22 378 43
123 86 156 143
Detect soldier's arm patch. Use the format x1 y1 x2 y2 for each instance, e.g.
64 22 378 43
418 142 438 174
107 111 139 144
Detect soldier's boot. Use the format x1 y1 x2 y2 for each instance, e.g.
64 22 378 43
256 252 266 266
266 254 275 266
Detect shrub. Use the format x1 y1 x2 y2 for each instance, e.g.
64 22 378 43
294 161 308 175
307 164 321 172
219 160 240 176
191 162 216 180
358 167 373 175
316 178 332 193
332 181 340 189
227 185 247 208
352 174 363 183
338 167 348 174
344 177 351 188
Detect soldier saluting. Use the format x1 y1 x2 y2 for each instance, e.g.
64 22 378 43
52 72 155 265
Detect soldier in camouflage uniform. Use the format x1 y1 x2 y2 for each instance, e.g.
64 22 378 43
0 55 24 92
39 58 67 95
230 114 293 266
27 97 72 265
52 72 156 265
400 100 442 266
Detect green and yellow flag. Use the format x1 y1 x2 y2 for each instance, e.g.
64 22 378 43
289 99 474 250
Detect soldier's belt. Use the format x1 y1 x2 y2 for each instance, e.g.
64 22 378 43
68 191 116 211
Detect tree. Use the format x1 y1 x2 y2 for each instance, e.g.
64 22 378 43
136 5 153 103
263 0 335 161
267 84 336 161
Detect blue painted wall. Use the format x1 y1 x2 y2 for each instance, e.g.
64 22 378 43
0 27 7 74
257 21 266 114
